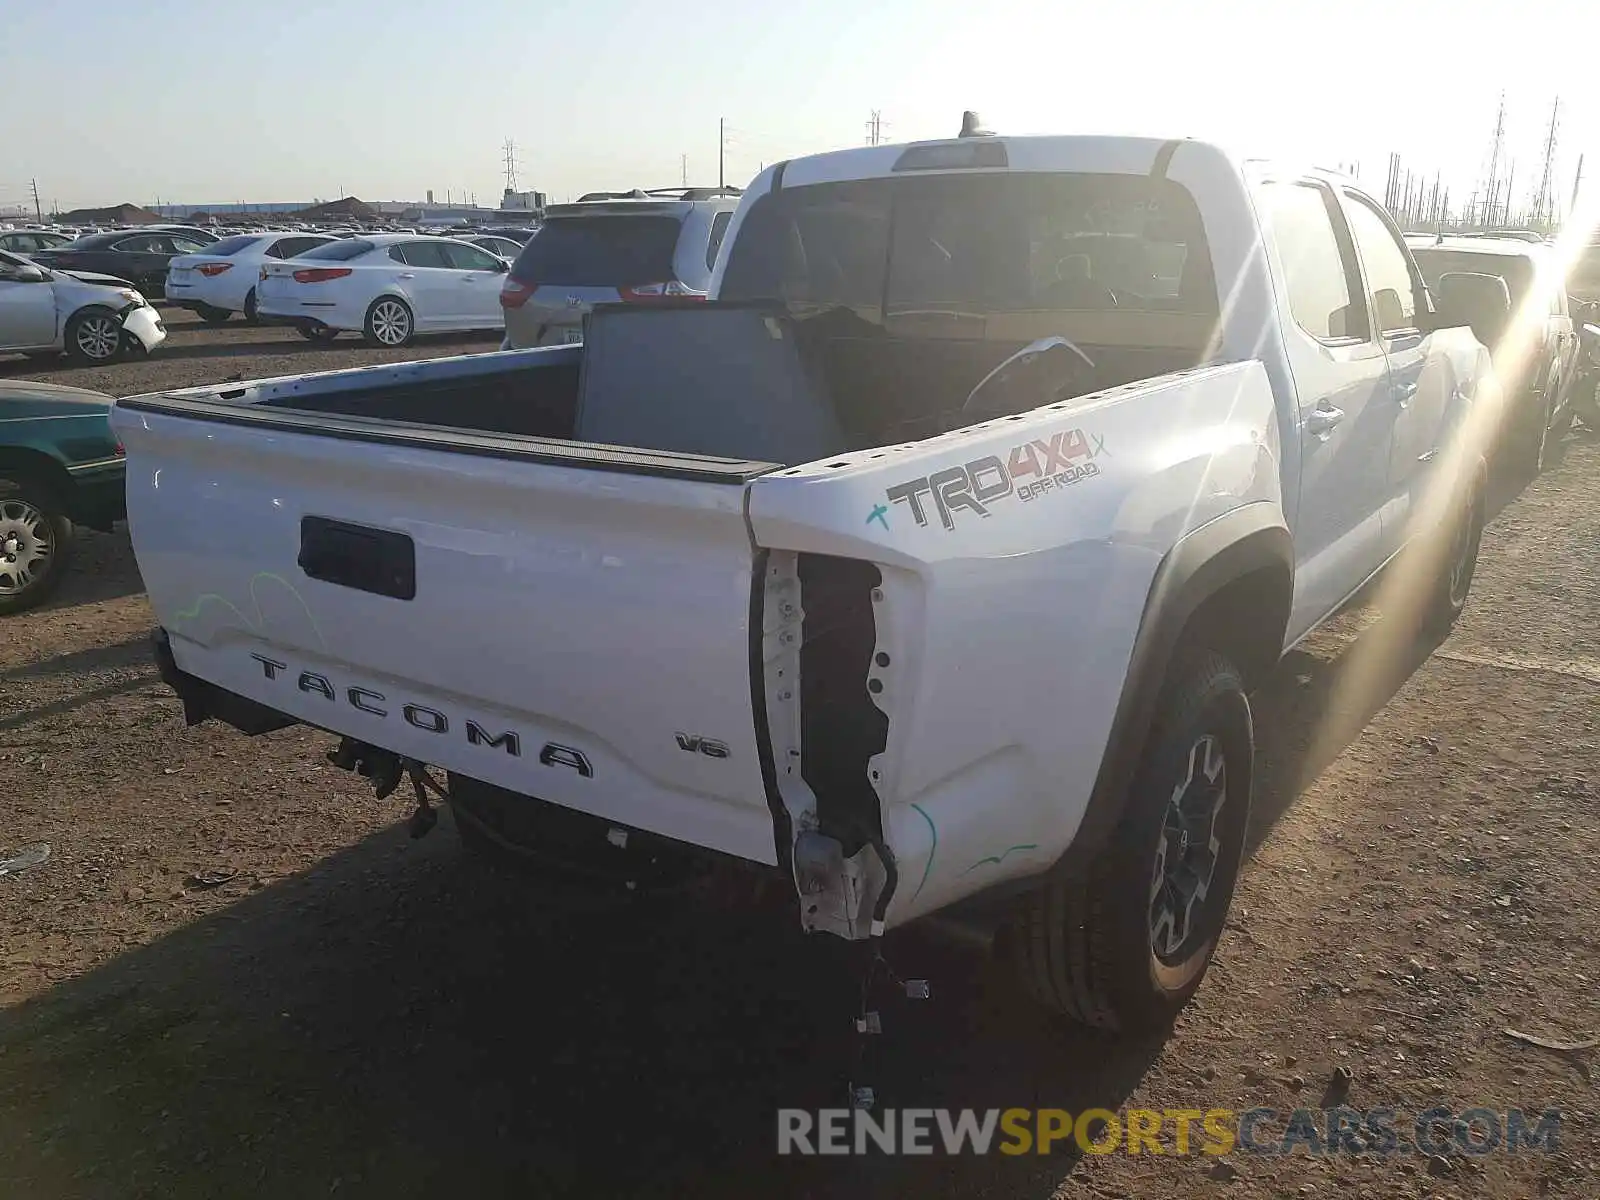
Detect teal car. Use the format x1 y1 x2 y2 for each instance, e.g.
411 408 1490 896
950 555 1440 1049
0 379 126 614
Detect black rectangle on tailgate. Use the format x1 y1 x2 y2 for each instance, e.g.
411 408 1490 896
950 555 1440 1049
298 516 416 601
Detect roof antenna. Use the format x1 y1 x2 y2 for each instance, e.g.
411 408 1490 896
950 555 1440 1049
958 111 993 139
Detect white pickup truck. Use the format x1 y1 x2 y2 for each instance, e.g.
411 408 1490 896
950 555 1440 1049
113 129 1508 1033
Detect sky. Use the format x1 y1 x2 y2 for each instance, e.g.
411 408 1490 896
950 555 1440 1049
3 0 1598 216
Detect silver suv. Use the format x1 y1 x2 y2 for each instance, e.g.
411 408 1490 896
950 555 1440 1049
498 188 740 349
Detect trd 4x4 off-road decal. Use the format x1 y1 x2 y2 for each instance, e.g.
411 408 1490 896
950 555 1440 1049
881 427 1107 531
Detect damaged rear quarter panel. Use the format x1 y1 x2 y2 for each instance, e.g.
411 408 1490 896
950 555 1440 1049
745 361 1281 926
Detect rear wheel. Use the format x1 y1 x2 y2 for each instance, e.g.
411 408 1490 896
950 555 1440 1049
195 303 231 326
0 475 74 616
364 297 415 347
65 309 124 364
1008 649 1253 1032
242 288 259 324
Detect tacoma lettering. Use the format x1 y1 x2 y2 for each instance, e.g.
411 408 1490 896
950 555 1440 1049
252 655 529 761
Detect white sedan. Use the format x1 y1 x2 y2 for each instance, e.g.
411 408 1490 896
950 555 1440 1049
256 234 510 346
0 250 166 363
166 232 336 324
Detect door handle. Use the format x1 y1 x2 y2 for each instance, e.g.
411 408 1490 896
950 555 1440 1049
398 272 415 279
1395 380 1418 406
1304 405 1345 438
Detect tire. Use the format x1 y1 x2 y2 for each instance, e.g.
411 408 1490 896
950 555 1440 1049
296 326 339 343
242 288 259 325
1008 649 1253 1033
1521 392 1555 479
363 296 415 347
195 303 231 326
1422 468 1486 633
64 308 125 364
0 474 75 616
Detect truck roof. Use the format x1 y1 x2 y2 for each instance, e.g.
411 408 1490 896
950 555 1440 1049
1405 234 1553 260
760 133 1358 193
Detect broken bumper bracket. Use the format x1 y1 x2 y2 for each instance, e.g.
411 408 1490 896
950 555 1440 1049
151 628 299 736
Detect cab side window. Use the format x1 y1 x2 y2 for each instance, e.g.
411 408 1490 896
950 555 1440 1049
1343 195 1420 335
1260 182 1368 343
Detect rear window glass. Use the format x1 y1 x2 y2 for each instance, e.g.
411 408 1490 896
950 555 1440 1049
297 239 375 262
511 215 682 285
204 235 263 256
1411 249 1533 306
720 173 1216 317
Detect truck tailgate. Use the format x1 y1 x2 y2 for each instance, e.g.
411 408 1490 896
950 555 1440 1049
114 399 784 866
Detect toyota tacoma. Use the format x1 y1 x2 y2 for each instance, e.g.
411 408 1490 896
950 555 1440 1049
112 127 1505 1032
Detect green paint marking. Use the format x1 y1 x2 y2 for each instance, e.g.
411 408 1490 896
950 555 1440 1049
170 571 327 651
909 803 937 905
961 843 1039 874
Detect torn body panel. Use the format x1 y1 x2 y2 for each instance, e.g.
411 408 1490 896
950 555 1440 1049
765 552 897 940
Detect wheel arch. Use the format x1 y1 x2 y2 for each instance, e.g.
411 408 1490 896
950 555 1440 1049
1053 502 1292 875
0 446 74 496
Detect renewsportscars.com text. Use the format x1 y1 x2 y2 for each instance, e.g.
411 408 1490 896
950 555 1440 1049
777 1106 1562 1157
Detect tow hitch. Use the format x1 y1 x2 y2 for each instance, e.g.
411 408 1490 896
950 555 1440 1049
326 735 448 839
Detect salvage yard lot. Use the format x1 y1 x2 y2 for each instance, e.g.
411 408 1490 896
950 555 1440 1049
0 304 504 396
1 306 1597 1198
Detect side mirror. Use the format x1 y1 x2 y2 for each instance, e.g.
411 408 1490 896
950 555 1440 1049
0 264 47 284
1435 271 1511 348
495 258 510 273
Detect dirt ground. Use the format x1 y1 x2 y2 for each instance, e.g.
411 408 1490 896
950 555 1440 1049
1 311 1597 1198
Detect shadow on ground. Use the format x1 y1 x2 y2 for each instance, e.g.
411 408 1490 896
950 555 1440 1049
29 528 147 613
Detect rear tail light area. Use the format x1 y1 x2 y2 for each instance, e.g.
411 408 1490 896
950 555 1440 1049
619 281 707 303
292 267 353 284
500 279 536 309
197 263 233 277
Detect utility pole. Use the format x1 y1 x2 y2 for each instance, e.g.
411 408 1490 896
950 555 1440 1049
866 109 884 146
1531 97 1559 227
1481 92 1506 229
718 117 726 191
30 178 41 221
681 154 688 187
1572 154 1586 217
